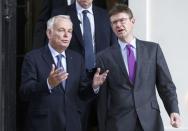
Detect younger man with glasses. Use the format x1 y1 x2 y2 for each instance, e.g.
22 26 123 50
96 4 181 131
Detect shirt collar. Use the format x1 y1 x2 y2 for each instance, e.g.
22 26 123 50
48 43 66 58
76 1 93 15
118 38 136 50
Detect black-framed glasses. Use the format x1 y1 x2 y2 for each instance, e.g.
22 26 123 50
111 18 130 25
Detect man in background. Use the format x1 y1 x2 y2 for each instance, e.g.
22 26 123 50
33 0 117 48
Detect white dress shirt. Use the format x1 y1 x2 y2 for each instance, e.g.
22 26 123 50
76 1 95 49
67 0 74 5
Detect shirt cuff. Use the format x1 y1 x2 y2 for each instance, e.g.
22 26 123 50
93 86 100 94
47 78 53 93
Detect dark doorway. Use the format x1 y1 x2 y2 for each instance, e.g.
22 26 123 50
0 0 16 130
16 0 42 130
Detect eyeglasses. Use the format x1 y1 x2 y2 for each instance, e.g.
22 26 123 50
111 18 130 25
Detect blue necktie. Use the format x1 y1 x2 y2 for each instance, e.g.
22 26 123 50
56 54 66 89
126 44 136 83
82 10 95 70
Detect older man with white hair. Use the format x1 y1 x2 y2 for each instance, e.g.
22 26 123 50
20 15 108 131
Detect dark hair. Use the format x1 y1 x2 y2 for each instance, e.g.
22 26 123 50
109 3 133 19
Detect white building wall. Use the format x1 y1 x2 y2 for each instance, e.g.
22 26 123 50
130 0 188 130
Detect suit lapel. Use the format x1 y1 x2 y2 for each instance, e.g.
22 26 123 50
69 4 84 46
111 44 130 81
64 49 74 92
42 45 55 70
134 39 145 89
93 6 100 52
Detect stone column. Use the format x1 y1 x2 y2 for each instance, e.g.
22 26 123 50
0 0 16 130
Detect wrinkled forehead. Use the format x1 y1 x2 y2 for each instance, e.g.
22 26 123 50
54 17 72 25
53 17 73 29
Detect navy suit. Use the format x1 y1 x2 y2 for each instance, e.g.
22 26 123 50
96 39 179 131
20 45 94 131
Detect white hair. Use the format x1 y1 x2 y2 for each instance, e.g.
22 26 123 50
46 15 72 30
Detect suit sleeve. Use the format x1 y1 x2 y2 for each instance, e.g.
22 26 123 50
96 54 108 131
79 57 97 101
20 53 50 101
156 44 179 115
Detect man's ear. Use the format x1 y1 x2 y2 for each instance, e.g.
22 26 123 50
46 29 51 39
132 18 135 24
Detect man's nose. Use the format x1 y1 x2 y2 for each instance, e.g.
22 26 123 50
116 21 122 27
64 31 68 37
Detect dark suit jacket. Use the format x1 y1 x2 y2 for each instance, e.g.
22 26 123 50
52 3 117 55
96 39 179 131
20 45 94 131
93 0 107 9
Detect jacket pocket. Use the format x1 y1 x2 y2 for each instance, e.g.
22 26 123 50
151 101 160 112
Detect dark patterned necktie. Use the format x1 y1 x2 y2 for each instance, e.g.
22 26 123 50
82 10 95 70
126 44 136 83
56 54 65 89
